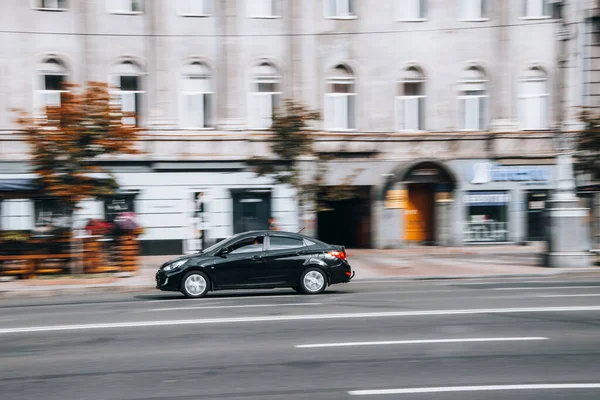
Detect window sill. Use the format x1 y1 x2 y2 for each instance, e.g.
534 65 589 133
325 16 358 20
249 16 281 19
179 13 212 18
33 7 68 12
108 11 144 15
325 129 359 133
520 16 553 21
396 18 428 22
458 18 490 22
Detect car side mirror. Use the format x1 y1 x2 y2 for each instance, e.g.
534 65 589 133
218 247 230 258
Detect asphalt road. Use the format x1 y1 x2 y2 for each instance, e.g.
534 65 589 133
1 276 600 399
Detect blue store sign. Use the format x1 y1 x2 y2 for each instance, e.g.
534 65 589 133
469 162 550 185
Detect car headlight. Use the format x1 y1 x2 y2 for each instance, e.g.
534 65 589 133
163 259 188 272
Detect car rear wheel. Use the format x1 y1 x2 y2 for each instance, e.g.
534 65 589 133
299 268 327 294
181 271 210 298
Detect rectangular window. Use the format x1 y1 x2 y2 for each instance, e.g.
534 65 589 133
107 0 143 13
178 0 212 16
181 76 213 129
458 0 488 21
37 74 66 113
325 94 356 131
325 0 356 19
118 75 142 126
459 90 487 131
37 0 67 10
396 0 426 21
464 191 510 243
1 199 34 231
248 0 280 18
520 81 549 130
523 0 551 18
396 81 425 131
249 93 279 129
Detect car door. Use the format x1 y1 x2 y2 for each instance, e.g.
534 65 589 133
262 234 309 285
211 235 266 288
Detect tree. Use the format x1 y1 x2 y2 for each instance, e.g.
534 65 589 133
576 110 600 181
13 81 142 223
249 99 363 232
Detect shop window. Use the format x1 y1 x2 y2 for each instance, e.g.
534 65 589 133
104 196 136 223
464 191 510 242
1 199 34 231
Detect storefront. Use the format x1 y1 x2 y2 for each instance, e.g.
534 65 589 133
454 160 556 244
464 191 510 242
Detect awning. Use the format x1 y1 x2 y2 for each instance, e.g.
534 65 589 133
0 179 39 192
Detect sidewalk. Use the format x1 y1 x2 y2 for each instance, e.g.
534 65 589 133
1 245 598 298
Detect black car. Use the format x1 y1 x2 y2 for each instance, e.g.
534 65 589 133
156 230 354 298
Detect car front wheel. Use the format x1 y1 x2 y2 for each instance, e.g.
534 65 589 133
181 271 210 298
299 268 327 294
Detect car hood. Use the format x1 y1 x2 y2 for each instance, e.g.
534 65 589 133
161 253 212 268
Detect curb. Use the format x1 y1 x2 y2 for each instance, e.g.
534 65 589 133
2 268 599 298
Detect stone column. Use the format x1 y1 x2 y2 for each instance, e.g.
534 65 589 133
451 189 465 246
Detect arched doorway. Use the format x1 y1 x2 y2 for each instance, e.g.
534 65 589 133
401 161 456 245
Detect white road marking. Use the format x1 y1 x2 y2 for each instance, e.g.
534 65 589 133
1 306 599 335
348 383 600 396
147 303 322 312
493 286 600 291
295 336 548 349
537 294 600 298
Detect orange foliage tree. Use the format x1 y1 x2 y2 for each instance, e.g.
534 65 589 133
13 82 142 224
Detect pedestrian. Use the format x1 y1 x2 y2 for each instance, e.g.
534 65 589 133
268 217 278 231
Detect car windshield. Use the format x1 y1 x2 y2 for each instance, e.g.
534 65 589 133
198 234 241 254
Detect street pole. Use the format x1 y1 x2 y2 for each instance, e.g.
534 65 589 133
544 0 591 267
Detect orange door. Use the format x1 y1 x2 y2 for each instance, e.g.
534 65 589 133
404 185 433 242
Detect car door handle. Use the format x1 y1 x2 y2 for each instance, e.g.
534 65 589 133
250 255 262 261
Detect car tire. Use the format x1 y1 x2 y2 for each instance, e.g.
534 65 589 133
299 268 327 295
181 271 210 299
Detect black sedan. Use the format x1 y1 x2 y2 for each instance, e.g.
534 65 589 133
156 230 354 298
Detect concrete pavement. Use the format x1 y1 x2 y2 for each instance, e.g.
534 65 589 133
1 277 600 399
1 244 599 298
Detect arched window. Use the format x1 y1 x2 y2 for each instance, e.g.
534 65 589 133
458 66 488 131
248 62 281 129
37 57 68 112
519 67 549 130
180 62 213 129
112 60 144 126
325 65 356 131
395 66 426 131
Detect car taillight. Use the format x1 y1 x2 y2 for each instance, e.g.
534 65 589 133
328 250 346 260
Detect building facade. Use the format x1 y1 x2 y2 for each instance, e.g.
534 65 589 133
0 0 587 253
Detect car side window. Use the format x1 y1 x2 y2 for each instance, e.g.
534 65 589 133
269 236 304 250
228 236 264 254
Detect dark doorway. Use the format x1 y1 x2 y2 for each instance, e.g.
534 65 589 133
526 190 548 241
232 189 272 233
317 186 371 248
